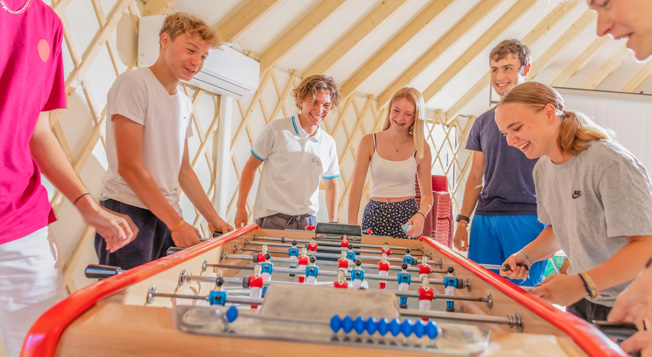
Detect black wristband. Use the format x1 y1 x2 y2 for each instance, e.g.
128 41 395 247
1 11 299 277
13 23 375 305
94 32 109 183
646 256 652 269
455 214 470 223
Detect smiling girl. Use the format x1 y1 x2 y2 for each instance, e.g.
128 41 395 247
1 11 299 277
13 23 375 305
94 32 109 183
496 81 652 322
348 87 433 239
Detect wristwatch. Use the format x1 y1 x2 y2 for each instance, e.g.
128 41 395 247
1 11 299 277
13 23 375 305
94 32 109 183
455 214 470 223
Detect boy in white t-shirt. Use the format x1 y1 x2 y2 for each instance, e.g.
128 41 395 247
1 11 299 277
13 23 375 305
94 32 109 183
234 75 342 230
95 12 233 269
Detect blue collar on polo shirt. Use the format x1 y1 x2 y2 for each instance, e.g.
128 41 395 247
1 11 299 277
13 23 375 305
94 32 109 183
292 116 320 142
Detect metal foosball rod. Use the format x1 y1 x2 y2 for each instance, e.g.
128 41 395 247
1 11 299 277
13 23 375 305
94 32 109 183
244 239 428 257
146 285 263 306
250 229 426 252
238 246 435 266
218 254 447 274
178 270 486 305
400 309 523 331
393 290 493 308
203 263 466 288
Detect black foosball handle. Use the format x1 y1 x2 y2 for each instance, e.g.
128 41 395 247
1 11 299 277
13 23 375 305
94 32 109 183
592 320 639 340
314 223 362 237
85 264 123 279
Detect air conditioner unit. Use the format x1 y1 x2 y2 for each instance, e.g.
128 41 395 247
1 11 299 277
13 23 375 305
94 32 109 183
137 15 259 99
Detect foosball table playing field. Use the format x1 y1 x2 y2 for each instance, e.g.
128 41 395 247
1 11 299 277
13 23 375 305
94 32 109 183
23 223 625 356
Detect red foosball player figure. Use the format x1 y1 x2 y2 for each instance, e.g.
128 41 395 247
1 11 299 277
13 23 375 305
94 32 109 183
307 237 318 252
305 224 316 231
418 255 431 281
337 250 349 272
381 242 391 257
334 269 348 289
297 247 310 283
378 253 390 289
255 244 268 263
418 276 434 319
249 264 265 309
341 234 349 248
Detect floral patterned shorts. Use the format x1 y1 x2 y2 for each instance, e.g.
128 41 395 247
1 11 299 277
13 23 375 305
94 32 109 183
362 198 418 239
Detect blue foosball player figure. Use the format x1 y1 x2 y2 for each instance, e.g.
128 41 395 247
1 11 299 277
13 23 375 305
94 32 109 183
402 248 417 266
260 253 273 296
351 259 365 289
306 256 319 284
444 266 459 312
288 240 299 276
397 263 411 308
209 277 228 306
346 244 356 261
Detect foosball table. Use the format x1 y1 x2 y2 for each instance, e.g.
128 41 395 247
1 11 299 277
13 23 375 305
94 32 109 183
23 223 624 356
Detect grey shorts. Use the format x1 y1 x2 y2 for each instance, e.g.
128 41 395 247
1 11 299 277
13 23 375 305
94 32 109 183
255 213 316 230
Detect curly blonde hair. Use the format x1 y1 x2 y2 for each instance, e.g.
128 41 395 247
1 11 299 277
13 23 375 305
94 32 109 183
293 75 342 109
159 12 221 49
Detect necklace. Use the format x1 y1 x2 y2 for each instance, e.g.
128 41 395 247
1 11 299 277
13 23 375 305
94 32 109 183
388 133 411 152
0 0 32 14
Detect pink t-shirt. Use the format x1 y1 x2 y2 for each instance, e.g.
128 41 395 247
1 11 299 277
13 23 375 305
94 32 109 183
0 0 66 244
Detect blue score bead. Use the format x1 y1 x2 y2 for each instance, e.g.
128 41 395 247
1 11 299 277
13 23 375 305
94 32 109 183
225 305 239 323
354 316 365 334
401 319 413 337
330 315 342 333
389 318 401 337
342 316 354 333
412 319 425 338
425 320 439 339
377 318 390 336
365 317 378 335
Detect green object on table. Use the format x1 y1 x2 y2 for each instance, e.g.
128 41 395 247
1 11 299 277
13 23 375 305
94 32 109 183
544 255 568 277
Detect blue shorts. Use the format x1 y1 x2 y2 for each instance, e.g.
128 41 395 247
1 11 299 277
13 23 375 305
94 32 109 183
468 214 547 287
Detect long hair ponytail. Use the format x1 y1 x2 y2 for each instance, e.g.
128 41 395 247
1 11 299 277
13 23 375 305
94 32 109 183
498 82 611 156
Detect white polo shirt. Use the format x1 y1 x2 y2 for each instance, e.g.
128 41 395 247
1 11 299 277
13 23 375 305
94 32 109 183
251 116 340 220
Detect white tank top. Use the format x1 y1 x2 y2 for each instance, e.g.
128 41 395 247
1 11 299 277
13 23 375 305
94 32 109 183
369 133 417 198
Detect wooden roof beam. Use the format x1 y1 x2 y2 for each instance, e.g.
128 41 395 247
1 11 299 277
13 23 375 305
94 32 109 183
529 10 597 80
302 0 406 77
140 0 180 16
376 0 502 108
622 60 652 92
445 0 581 121
551 36 610 86
339 0 454 99
583 45 631 89
419 0 536 105
215 0 280 43
258 0 346 75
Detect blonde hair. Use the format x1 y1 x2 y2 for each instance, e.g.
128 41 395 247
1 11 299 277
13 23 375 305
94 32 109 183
498 82 612 156
293 75 341 109
159 12 221 49
382 87 427 160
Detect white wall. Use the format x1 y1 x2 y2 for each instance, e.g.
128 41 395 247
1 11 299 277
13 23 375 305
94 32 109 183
560 88 652 172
